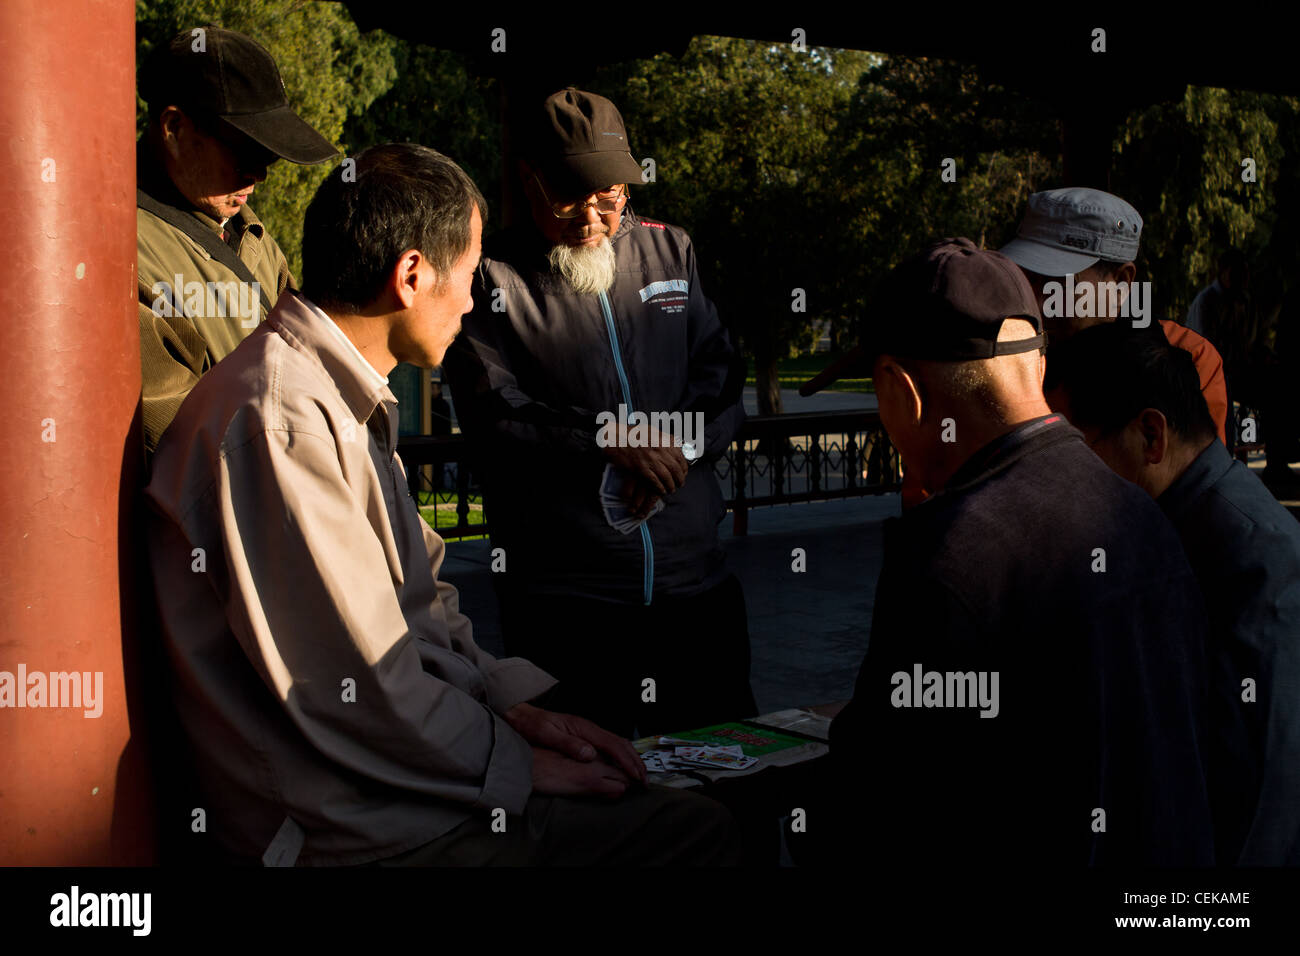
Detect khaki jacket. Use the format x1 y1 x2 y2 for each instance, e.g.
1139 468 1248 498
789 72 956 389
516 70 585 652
137 150 295 452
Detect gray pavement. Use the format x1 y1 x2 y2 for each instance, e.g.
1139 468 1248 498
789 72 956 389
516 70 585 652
445 385 876 430
440 493 897 717
742 386 876 416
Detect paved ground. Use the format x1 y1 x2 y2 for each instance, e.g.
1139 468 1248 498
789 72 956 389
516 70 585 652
440 494 898 715
444 386 875 430
741 386 876 416
438 397 1299 717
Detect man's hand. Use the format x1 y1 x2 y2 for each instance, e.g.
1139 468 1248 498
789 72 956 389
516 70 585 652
504 701 647 785
530 748 635 799
625 477 662 520
603 425 689 498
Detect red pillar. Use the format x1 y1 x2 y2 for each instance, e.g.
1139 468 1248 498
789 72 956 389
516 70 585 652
0 0 155 864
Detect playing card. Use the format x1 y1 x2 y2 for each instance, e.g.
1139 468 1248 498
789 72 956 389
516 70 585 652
673 745 758 771
598 465 666 534
600 464 630 499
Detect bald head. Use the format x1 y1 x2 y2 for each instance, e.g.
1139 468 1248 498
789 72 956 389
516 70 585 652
877 318 1052 505
907 318 1046 417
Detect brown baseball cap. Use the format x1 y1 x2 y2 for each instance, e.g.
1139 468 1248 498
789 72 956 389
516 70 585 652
139 26 337 165
801 238 1044 395
523 89 646 197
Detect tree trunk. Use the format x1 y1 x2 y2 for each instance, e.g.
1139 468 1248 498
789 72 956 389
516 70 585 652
755 353 783 417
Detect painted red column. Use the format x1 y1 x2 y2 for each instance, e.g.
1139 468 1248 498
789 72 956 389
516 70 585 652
0 0 155 864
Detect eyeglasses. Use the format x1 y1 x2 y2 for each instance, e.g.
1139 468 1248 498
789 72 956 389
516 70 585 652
533 174 627 219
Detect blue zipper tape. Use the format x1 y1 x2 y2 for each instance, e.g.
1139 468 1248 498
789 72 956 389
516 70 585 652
599 289 654 606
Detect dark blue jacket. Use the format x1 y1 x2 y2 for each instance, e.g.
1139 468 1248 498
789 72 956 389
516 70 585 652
1159 438 1300 865
443 210 744 604
829 415 1215 866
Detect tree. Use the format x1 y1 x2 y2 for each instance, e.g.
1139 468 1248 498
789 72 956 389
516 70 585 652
830 55 1060 341
136 0 399 278
593 36 874 414
1112 86 1292 321
342 41 501 209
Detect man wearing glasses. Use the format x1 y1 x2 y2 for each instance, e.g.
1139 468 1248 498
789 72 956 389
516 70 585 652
445 88 755 740
135 27 336 453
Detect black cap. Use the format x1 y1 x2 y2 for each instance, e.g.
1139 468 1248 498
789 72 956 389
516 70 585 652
522 89 646 197
139 26 337 165
800 238 1044 396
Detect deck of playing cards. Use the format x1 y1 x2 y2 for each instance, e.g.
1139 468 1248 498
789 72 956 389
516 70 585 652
599 464 665 534
640 744 759 773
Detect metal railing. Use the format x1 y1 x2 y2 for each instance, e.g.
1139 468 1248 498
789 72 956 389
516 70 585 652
397 409 902 540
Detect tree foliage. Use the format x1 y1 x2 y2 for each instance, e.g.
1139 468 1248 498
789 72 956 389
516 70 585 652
136 0 398 278
1113 86 1293 320
132 7 1300 410
591 37 874 412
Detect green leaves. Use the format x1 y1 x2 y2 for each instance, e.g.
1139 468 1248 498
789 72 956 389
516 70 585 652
1114 86 1295 318
133 8 1300 394
137 0 399 278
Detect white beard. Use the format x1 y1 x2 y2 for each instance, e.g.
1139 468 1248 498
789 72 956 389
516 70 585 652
548 236 617 295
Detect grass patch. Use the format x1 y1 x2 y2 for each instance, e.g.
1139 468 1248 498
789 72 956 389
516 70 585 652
746 351 874 394
417 490 488 540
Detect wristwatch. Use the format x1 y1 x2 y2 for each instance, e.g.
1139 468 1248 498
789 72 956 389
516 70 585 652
681 441 700 464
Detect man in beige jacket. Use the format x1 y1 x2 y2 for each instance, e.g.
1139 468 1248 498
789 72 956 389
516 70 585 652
144 143 739 866
136 26 336 453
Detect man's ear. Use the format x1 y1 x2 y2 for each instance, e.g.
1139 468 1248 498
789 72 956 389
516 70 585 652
876 356 924 431
1136 407 1169 465
1113 261 1138 310
387 248 430 309
157 105 186 155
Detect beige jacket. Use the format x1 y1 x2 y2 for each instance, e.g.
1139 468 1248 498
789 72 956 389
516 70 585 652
145 290 555 865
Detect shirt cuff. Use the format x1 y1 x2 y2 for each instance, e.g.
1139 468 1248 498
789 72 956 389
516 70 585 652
474 712 536 816
481 657 559 714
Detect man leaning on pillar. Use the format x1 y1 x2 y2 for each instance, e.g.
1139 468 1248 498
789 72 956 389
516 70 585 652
135 26 336 453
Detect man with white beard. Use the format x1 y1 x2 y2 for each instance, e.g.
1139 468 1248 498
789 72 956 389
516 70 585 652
445 88 754 741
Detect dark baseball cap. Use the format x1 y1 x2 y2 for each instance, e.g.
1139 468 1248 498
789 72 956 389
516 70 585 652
522 89 645 197
139 26 336 165
800 238 1044 396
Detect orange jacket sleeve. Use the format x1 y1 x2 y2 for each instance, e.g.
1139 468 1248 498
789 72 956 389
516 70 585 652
1160 319 1229 448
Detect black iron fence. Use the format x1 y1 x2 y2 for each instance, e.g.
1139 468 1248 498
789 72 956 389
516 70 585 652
397 409 902 540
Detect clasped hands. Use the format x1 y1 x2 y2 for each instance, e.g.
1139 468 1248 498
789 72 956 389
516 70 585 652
602 425 690 518
504 701 648 799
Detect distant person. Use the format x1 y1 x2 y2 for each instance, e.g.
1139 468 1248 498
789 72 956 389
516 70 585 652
812 239 1214 866
1189 250 1300 490
1186 249 1253 346
444 89 753 738
136 26 336 453
999 187 1230 448
145 143 739 866
1270 289 1300 478
1053 321 1300 865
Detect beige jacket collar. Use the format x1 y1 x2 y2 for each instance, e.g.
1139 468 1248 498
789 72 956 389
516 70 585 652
268 290 397 430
